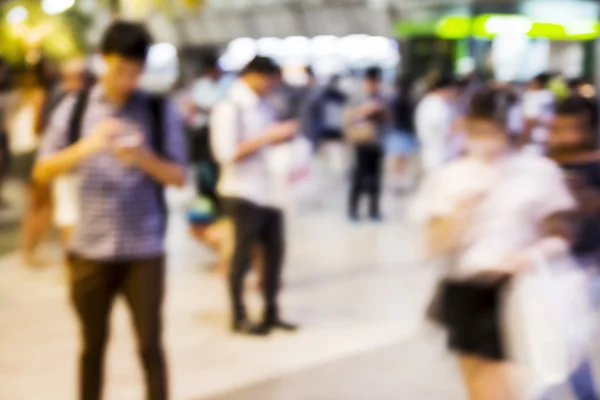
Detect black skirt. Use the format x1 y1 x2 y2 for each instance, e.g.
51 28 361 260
437 277 510 361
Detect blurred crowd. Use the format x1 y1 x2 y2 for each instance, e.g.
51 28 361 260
1 18 600 400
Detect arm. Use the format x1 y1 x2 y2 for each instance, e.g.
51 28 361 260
424 194 484 258
504 167 577 272
211 102 295 163
211 103 264 163
346 101 383 124
34 97 116 184
126 102 187 188
134 148 186 188
426 215 463 257
34 140 98 184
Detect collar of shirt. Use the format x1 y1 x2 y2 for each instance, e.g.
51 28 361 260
89 84 143 110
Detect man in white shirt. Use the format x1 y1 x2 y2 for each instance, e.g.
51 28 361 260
415 76 460 171
211 56 299 336
522 73 554 153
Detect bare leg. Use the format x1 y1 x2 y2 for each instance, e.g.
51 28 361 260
21 183 52 267
394 156 408 175
393 156 408 192
459 355 518 400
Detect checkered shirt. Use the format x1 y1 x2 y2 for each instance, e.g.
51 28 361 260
39 85 187 261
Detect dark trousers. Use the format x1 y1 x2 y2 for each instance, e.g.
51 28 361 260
349 144 384 218
68 254 168 400
224 198 285 322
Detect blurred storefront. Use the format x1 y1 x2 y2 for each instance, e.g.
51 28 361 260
3 0 599 86
395 0 600 81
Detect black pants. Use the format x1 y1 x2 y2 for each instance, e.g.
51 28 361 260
68 254 167 400
223 198 285 322
349 144 384 218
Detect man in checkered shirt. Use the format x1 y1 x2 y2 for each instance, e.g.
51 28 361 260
34 22 186 400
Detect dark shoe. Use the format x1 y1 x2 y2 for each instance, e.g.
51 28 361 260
232 319 270 336
264 318 299 332
370 214 383 222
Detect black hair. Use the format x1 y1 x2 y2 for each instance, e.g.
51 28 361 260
555 96 590 117
241 56 280 76
532 73 551 88
568 77 585 91
365 66 382 81
100 21 153 63
552 96 595 153
466 87 509 126
202 55 220 72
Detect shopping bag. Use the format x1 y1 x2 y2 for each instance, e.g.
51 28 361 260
267 136 317 207
503 252 595 398
345 120 378 144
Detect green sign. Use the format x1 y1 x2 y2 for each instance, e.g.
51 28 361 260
395 14 600 40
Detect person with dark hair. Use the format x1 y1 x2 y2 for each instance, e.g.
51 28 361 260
387 76 418 191
34 21 186 400
315 75 346 141
6 70 52 266
310 75 348 178
411 87 577 400
540 96 600 400
522 72 555 152
211 55 299 336
567 78 598 132
186 55 234 275
296 65 323 144
415 74 460 171
189 55 232 166
345 66 389 221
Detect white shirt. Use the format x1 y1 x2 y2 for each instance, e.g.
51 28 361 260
415 93 456 170
211 81 281 208
53 174 80 227
523 89 554 143
8 103 38 154
410 153 575 278
507 103 524 135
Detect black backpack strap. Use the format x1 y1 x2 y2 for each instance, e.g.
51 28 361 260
68 88 91 146
146 94 168 226
147 95 166 157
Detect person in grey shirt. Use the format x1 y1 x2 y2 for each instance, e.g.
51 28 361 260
346 67 390 221
34 22 186 400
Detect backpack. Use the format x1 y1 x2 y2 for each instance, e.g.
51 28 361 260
67 88 169 221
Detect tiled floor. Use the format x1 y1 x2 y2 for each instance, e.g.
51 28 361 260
0 183 592 399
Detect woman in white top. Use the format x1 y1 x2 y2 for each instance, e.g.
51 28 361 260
412 87 576 400
6 72 52 266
